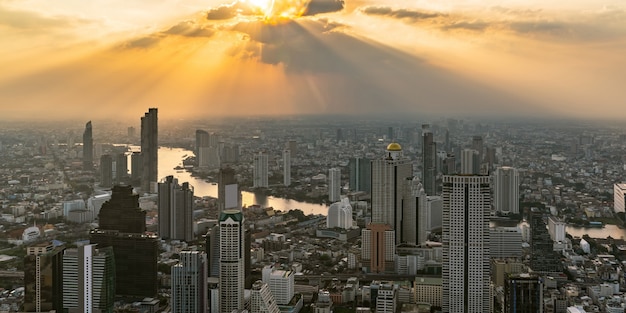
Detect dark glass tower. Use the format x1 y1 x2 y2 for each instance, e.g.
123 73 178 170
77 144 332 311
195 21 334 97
422 126 437 196
140 108 158 192
24 244 65 312
100 154 113 188
83 121 93 170
504 273 543 313
349 157 371 194
98 185 146 233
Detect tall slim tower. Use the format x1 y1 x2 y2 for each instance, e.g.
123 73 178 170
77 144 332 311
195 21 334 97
100 154 113 188
195 129 210 157
24 243 64 313
371 143 413 244
422 126 437 196
218 166 240 213
114 153 128 184
442 175 490 313
140 108 158 193
349 157 371 193
171 251 208 313
158 176 194 242
219 209 245 313
83 121 93 170
283 149 291 187
494 166 520 215
253 152 269 188
328 168 341 202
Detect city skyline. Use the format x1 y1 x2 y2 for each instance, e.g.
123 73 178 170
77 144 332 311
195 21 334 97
1 0 625 121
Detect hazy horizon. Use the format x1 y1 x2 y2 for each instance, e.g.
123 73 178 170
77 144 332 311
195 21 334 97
1 0 625 121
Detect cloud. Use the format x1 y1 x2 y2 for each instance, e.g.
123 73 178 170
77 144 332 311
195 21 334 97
206 0 344 21
123 35 163 49
304 0 344 16
163 20 216 37
206 2 252 20
0 4 90 30
361 6 442 21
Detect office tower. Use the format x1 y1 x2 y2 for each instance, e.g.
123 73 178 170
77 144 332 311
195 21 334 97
494 166 520 215
400 177 429 245
485 146 497 169
371 143 413 244
24 243 64 313
140 108 158 193
127 126 135 139
460 149 479 175
489 227 522 259
205 225 220 278
328 167 341 202
376 282 397 313
90 231 158 298
422 127 437 196
222 144 240 164
219 209 245 313
262 265 295 305
548 216 566 242
195 129 210 157
198 146 221 169
529 209 562 275
427 196 443 232
414 277 442 308
387 126 394 140
83 121 93 170
327 198 353 229
614 183 626 213
98 185 146 233
218 166 241 213
443 153 456 175
444 129 450 152
349 157 372 193
442 175 490 313
361 223 395 273
171 251 208 313
286 140 297 157
504 273 544 313
62 244 115 313
158 176 194 241
130 152 142 181
253 152 269 188
100 154 113 187
312 290 333 313
471 135 483 163
114 153 128 184
250 280 281 313
283 149 291 187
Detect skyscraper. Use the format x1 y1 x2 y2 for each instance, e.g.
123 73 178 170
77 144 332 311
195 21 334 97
283 149 291 187
471 135 483 164
158 176 194 241
83 121 93 170
130 151 142 182
361 223 395 273
504 273 544 313
62 244 115 313
327 198 353 230
24 242 64 313
442 175 490 313
422 126 437 196
219 209 245 313
262 265 295 305
371 143 413 244
460 149 479 175
140 108 158 193
100 154 113 187
97 185 145 234
218 166 240 213
494 166 520 215
328 167 341 202
171 251 208 313
195 129 210 158
253 152 269 188
250 280 281 313
349 157 371 193
114 153 128 184
400 177 429 245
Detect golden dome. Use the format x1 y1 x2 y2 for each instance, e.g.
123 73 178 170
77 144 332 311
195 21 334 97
387 142 402 151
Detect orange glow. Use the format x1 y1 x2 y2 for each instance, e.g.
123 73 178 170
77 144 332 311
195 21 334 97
244 0 310 23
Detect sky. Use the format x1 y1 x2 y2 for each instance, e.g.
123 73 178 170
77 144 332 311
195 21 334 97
1 0 625 121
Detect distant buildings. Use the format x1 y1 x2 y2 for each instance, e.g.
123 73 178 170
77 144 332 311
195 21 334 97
83 121 93 170
494 166 520 215
328 168 341 202
253 152 269 188
140 108 158 193
442 175 491 313
171 251 208 313
158 176 194 242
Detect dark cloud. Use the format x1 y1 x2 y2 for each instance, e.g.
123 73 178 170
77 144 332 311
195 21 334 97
122 35 163 49
361 6 442 21
304 0 344 16
163 20 215 37
443 20 490 32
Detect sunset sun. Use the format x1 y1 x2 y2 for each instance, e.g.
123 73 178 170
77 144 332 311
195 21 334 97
244 0 309 21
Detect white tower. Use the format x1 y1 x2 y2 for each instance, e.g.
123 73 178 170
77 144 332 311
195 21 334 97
253 152 269 188
327 198 353 230
328 168 341 202
171 251 208 313
250 280 280 313
494 166 520 215
219 209 245 313
442 175 491 313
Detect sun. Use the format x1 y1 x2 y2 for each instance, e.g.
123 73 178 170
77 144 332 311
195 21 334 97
243 0 309 22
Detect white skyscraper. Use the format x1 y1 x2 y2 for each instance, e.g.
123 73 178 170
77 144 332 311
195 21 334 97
460 149 479 175
494 166 520 215
250 280 280 313
327 198 353 229
442 175 491 313
171 251 208 313
158 176 194 242
614 183 626 213
328 168 341 202
548 216 566 242
219 209 245 313
262 265 295 305
253 152 269 188
371 143 413 243
283 149 291 187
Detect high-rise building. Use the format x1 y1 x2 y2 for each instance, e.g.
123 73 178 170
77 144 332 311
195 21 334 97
494 166 520 215
328 168 341 202
100 154 113 187
283 149 291 187
471 135 483 163
371 143 413 244
24 242 64 313
400 177 429 245
218 166 241 213
460 149 479 175
529 209 562 275
171 251 208 313
195 129 210 157
489 227 522 259
613 183 626 213
262 265 295 305
250 280 281 313
253 152 269 188
348 157 371 193
97 185 146 234
158 176 194 241
361 223 395 273
422 127 437 196
504 273 544 313
205 225 220 278
140 108 158 193
114 153 128 184
286 140 297 158
548 216 566 243
83 121 93 170
376 282 397 313
130 152 142 182
327 198 353 229
62 244 115 313
127 126 135 139
219 209 245 313
442 175 491 313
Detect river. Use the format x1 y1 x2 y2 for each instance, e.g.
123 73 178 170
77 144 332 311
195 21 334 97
154 147 329 216
491 219 626 240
